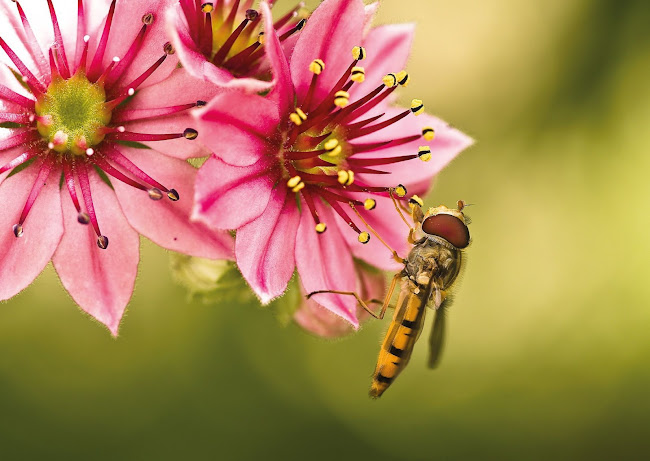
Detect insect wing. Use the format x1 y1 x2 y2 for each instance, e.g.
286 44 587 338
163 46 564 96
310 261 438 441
427 298 449 369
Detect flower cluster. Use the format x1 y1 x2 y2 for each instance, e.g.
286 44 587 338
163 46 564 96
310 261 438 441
0 0 471 337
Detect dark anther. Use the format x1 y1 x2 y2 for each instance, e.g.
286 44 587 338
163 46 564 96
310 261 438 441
12 224 23 238
142 13 154 25
147 188 164 201
245 9 259 21
163 42 175 55
183 128 198 140
196 100 207 107
167 189 180 201
77 212 90 224
97 235 109 249
296 18 306 30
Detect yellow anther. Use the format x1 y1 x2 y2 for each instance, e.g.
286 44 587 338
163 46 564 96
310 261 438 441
334 90 350 108
422 126 435 141
201 2 213 13
337 170 349 185
410 99 424 115
289 112 303 126
409 195 424 208
352 46 366 60
394 184 407 197
358 231 370 244
309 59 325 75
326 145 342 157
295 108 307 121
257 32 265 44
364 198 376 210
291 182 305 193
396 70 410 87
382 73 398 87
287 175 302 188
418 146 432 162
351 66 365 83
315 222 327 233
324 138 339 151
346 170 354 185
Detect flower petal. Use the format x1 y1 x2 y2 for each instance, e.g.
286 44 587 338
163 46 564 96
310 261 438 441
353 108 474 193
260 1 294 115
0 166 63 301
363 2 379 36
53 172 139 336
103 0 179 90
290 0 365 104
295 199 359 327
193 155 278 230
236 188 300 304
358 23 415 92
194 90 281 166
120 67 221 160
111 146 234 260
334 194 408 271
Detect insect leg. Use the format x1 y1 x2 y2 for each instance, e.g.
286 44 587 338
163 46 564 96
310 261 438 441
389 188 413 230
349 204 405 263
306 274 400 320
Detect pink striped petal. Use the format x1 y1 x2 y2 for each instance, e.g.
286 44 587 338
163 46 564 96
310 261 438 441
0 166 63 301
295 199 359 327
112 146 234 260
53 172 139 336
236 187 300 304
260 1 294 115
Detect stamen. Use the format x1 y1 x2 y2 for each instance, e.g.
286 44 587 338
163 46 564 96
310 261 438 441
46 0 70 78
0 112 30 124
87 0 117 81
289 108 307 126
351 46 366 60
62 159 87 223
16 158 54 233
347 109 411 140
75 0 86 68
0 149 37 174
309 59 325 75
396 70 410 86
15 1 48 79
113 102 199 123
363 198 376 210
106 24 147 88
350 66 365 83
417 146 432 161
141 12 154 25
77 160 108 249
212 11 257 66
410 99 424 115
116 53 167 95
0 130 37 152
422 126 435 141
334 91 350 108
382 73 398 88
347 155 417 167
201 6 213 57
0 37 46 94
77 35 91 74
394 184 407 197
315 222 327 233
0 84 34 108
337 169 354 186
358 231 370 244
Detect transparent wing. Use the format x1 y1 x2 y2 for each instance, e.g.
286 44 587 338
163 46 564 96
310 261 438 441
427 298 449 369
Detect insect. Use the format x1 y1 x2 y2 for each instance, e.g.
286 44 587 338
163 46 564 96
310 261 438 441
307 191 471 398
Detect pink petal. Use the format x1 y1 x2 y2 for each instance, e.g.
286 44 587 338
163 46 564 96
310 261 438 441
260 1 294 114
290 0 365 104
353 108 474 192
112 146 234 260
334 194 408 271
53 172 139 336
357 23 415 92
294 263 386 337
194 90 281 167
193 155 278 230
236 187 299 304
295 199 359 327
119 67 220 160
363 2 379 37
0 166 63 301
102 0 178 90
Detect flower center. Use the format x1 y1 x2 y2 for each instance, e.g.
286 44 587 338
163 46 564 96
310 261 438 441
35 71 111 155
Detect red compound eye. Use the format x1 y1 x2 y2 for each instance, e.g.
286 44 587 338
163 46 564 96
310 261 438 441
421 213 470 249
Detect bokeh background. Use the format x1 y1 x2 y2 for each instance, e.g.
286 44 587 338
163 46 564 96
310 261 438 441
1 0 649 459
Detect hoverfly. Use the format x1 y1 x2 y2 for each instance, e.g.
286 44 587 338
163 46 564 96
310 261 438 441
308 191 471 398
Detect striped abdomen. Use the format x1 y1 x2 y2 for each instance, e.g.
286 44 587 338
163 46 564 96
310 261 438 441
369 283 428 398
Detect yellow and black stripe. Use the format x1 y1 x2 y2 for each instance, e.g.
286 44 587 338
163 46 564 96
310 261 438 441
369 281 432 398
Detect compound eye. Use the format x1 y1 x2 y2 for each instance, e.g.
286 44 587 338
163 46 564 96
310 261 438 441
421 213 470 249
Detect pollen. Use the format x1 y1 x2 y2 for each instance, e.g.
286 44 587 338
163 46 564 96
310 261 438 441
364 198 376 210
352 46 366 60
324 138 339 151
422 126 435 141
409 195 424 207
410 99 424 115
334 90 350 108
257 32 265 44
396 70 410 86
309 59 325 74
395 184 407 197
315 222 327 233
291 181 305 193
418 146 432 161
383 73 398 87
287 175 302 188
358 231 370 244
337 169 355 186
351 66 365 83
201 3 214 13
183 128 199 140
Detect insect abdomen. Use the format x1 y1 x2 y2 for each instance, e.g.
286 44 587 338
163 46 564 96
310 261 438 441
369 288 427 398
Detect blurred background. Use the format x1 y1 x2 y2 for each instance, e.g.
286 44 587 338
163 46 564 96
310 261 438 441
1 0 649 459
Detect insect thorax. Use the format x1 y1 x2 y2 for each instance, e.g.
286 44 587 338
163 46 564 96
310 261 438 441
404 238 462 291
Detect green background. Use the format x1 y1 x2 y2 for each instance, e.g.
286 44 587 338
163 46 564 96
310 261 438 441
2 0 649 459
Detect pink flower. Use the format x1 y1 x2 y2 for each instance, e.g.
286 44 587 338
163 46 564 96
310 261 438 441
0 0 233 335
192 0 472 328
166 0 308 92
